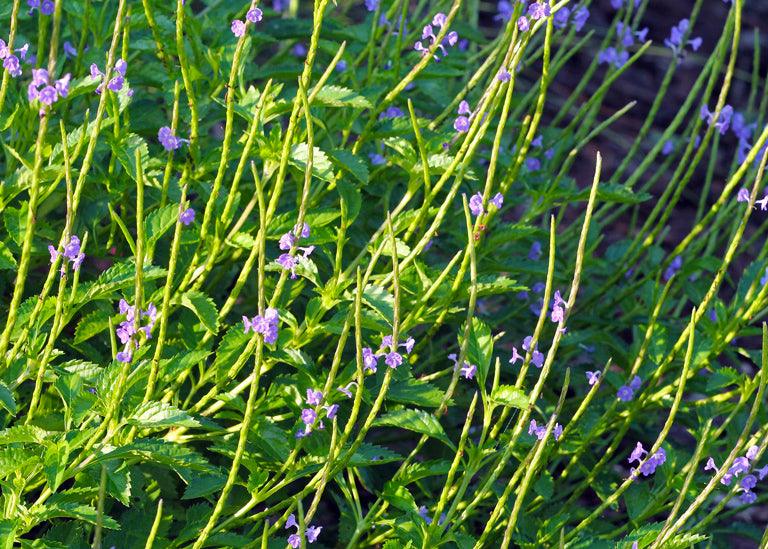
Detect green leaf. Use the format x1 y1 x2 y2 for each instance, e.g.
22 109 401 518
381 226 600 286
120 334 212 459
97 439 211 471
29 503 120 530
105 462 131 506
179 291 219 333
382 480 417 513
73 309 112 344
213 325 251 382
361 284 395 326
108 133 149 183
0 382 17 415
182 473 227 500
337 179 362 222
388 376 445 408
373 409 454 449
77 260 167 303
490 385 528 409
706 367 740 391
328 149 369 185
464 318 493 386
0 425 49 445
313 85 373 109
146 204 179 243
43 441 70 492
290 143 334 182
127 402 200 429
0 240 16 270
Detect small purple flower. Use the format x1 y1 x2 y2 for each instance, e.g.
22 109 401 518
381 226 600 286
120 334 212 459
617 385 634 402
528 419 547 440
662 140 675 156
700 104 734 135
306 525 322 543
286 514 298 530
746 445 759 460
338 381 357 398
740 474 757 491
365 0 379 11
528 241 542 261
454 116 470 133
509 346 522 364
180 207 195 226
48 245 59 263
531 350 544 368
116 349 132 363
107 75 124 93
158 126 188 151
665 19 702 57
495 1 513 23
301 408 317 426
385 351 403 368
277 253 299 278
756 465 768 480
740 491 757 505
288 534 301 548
63 41 77 57
324 404 339 420
573 7 589 31
306 388 323 406
735 188 750 203
730 457 751 476
527 2 550 20
663 255 683 282
469 193 484 216
554 8 570 29
231 19 246 37
517 16 530 32
629 442 647 464
525 157 541 171
460 363 477 379
704 457 718 472
586 371 600 386
246 8 263 23
553 423 563 441
490 193 503 209
363 347 379 372
37 85 57 106
497 67 511 82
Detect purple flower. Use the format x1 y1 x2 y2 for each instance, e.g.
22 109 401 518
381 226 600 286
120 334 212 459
729 457 751 477
306 525 322 543
756 196 768 211
244 308 280 344
662 140 675 156
740 491 757 505
490 193 503 209
288 534 301 548
63 41 77 57
704 457 718 472
460 363 477 379
306 388 323 406
116 349 132 363
286 514 298 530
365 0 379 11
158 126 188 151
338 381 357 398
231 19 246 37
495 1 513 23
573 7 589 31
497 67 511 82
107 75 124 92
527 2 550 20
277 253 299 278
586 371 600 386
528 419 547 440
517 16 530 32
598 47 629 69
665 19 702 56
740 474 757 491
301 408 317 426
385 351 403 368
47 245 59 263
525 157 541 171
700 104 734 135
509 346 522 364
180 207 195 226
746 445 759 460
246 8 263 23
757 465 768 480
336 60 347 72
363 347 379 372
553 423 563 441
454 116 470 133
528 241 542 261
761 268 768 287
3 55 21 78
324 404 339 419
617 385 634 402
629 376 642 391
531 350 544 368
664 255 683 282
553 8 570 29
469 193 484 216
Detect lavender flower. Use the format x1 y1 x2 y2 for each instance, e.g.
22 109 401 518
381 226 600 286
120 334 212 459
700 104 734 135
509 346 523 364
180 207 195 226
385 351 403 368
490 193 503 209
243 308 280 344
306 388 323 406
365 0 379 11
497 67 511 82
527 2 550 20
363 347 379 373
158 126 189 151
617 376 642 402
664 19 702 57
231 19 246 37
469 193 484 217
494 1 513 23
338 381 357 398
586 371 600 386
736 188 750 203
663 255 683 281
460 362 477 379
528 419 547 440
573 7 589 31
246 8 263 23
517 16 530 32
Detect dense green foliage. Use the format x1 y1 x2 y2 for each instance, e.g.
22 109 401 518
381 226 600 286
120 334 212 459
0 0 767 547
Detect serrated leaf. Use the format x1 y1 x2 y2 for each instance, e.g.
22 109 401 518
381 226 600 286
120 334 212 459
706 367 740 391
29 503 119 530
0 425 49 445
213 325 251 382
0 240 16 270
109 133 149 183
464 318 493 386
361 284 394 326
146 204 179 243
337 179 362 222
328 149 369 184
128 402 200 429
0 382 17 415
78 260 167 303
373 409 453 449
313 85 372 109
179 291 219 333
490 385 528 409
97 439 211 471
290 143 334 182
182 473 227 500
74 309 112 344
43 441 70 492
388 377 444 408
382 480 417 513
